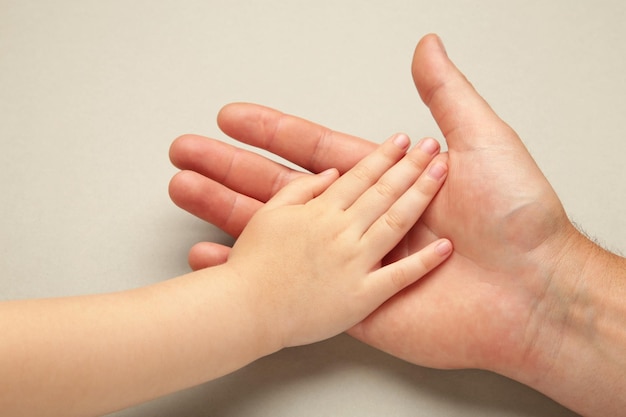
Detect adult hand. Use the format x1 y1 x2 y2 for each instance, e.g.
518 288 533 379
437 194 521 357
171 33 572 370
170 34 616 414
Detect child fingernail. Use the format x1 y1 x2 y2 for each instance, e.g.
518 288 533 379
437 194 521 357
393 134 410 148
435 240 453 256
427 162 447 180
419 138 439 155
320 168 338 176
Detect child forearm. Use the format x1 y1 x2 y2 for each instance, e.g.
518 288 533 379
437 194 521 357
0 265 273 417
0 134 450 416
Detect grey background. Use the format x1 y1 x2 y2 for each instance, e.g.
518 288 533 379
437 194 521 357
2 1 625 416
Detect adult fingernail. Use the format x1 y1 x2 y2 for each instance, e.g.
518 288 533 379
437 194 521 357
427 162 447 180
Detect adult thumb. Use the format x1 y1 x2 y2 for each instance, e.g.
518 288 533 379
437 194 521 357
412 34 515 149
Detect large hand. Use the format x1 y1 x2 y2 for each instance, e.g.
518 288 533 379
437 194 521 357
350 36 577 378
169 35 577 378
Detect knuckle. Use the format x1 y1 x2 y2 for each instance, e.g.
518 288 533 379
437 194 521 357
413 178 437 199
390 265 410 289
383 209 407 232
350 164 375 184
374 179 396 199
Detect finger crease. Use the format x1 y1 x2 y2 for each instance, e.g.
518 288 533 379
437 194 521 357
309 128 332 173
221 148 239 185
269 169 292 200
222 192 241 233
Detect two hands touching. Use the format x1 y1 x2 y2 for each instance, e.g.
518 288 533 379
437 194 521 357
0 105 450 416
170 34 626 416
3 33 623 417
170 34 573 375
227 133 451 349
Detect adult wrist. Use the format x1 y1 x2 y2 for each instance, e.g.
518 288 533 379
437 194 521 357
503 226 626 415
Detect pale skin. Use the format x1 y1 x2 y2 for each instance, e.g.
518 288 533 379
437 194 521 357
169 34 626 416
0 135 451 417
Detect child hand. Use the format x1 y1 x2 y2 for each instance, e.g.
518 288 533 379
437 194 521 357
225 134 451 349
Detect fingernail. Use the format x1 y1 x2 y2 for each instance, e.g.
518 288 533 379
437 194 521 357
419 137 439 155
393 134 410 149
427 162 447 180
320 168 338 176
435 240 452 256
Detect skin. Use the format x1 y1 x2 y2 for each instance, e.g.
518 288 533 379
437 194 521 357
168 34 626 416
0 136 451 417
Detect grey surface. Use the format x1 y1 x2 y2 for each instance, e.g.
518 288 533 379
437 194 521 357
2 1 625 415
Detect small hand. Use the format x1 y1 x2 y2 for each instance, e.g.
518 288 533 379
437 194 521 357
224 134 451 348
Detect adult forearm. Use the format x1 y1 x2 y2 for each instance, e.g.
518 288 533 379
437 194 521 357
0 265 273 417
